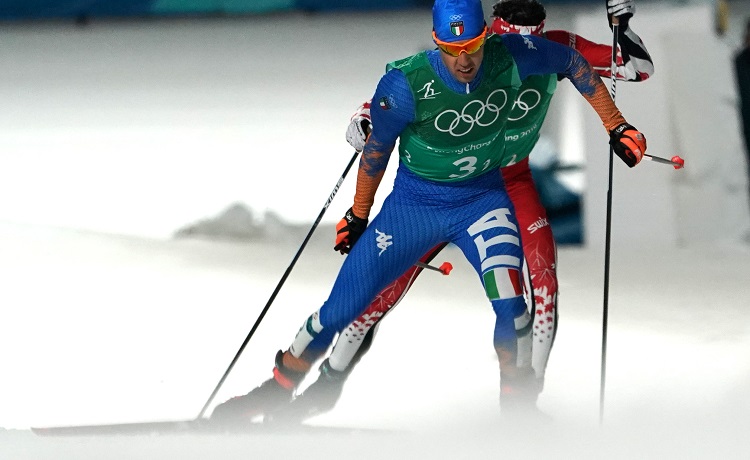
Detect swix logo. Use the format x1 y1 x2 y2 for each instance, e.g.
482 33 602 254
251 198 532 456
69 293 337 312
375 229 393 255
418 80 441 100
326 177 344 207
568 33 576 49
527 217 549 234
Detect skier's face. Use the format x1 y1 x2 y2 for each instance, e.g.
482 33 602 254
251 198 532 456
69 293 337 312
433 28 487 84
438 42 484 83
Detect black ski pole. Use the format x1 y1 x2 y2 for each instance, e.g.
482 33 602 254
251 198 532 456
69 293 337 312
600 13 620 426
195 150 361 420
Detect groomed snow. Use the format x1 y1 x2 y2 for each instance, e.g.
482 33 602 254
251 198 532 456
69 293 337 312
1 221 748 459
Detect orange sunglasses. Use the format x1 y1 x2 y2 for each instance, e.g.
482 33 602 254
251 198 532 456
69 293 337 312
432 26 489 57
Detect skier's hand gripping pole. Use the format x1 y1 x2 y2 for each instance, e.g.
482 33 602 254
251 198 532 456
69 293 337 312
607 0 634 27
334 208 368 254
609 122 646 167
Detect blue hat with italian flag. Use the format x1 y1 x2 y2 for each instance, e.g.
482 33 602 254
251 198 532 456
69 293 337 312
433 0 486 43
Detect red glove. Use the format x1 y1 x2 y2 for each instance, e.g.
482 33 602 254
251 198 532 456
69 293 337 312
609 123 646 167
334 208 368 254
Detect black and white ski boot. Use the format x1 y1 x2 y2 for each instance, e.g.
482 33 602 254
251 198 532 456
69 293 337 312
210 350 305 427
267 358 348 424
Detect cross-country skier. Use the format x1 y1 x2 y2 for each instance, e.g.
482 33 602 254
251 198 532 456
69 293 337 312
211 0 647 424
255 0 654 423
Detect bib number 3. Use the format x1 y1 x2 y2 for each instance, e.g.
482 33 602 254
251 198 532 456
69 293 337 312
449 156 493 179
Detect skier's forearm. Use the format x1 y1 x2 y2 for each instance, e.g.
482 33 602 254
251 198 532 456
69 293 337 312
352 167 386 219
352 143 390 219
566 52 627 131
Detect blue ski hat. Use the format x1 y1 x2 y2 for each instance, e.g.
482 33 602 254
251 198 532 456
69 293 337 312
433 0 486 43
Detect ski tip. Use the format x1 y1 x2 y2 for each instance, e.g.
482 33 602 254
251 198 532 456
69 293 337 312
30 419 207 437
30 426 52 436
671 155 685 169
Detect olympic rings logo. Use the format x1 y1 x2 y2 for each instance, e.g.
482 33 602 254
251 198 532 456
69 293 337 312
434 89 509 137
508 89 541 122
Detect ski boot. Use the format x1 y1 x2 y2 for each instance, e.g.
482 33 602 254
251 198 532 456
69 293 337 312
266 358 349 424
210 350 306 427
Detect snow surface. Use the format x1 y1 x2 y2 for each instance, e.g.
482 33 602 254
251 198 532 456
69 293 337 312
1 221 749 459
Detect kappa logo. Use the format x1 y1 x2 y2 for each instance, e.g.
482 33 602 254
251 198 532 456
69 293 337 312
522 36 538 50
374 229 393 255
418 80 441 100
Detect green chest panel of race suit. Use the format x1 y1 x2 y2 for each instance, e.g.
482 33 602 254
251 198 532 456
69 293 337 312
389 35 522 182
502 74 557 166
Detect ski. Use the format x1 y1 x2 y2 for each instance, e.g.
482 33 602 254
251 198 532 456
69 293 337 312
31 419 209 437
31 419 395 437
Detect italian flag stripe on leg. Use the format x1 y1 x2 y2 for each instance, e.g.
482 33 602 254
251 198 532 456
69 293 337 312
483 268 523 300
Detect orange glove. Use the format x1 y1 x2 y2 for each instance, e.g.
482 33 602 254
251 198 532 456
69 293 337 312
609 123 646 167
334 208 368 254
